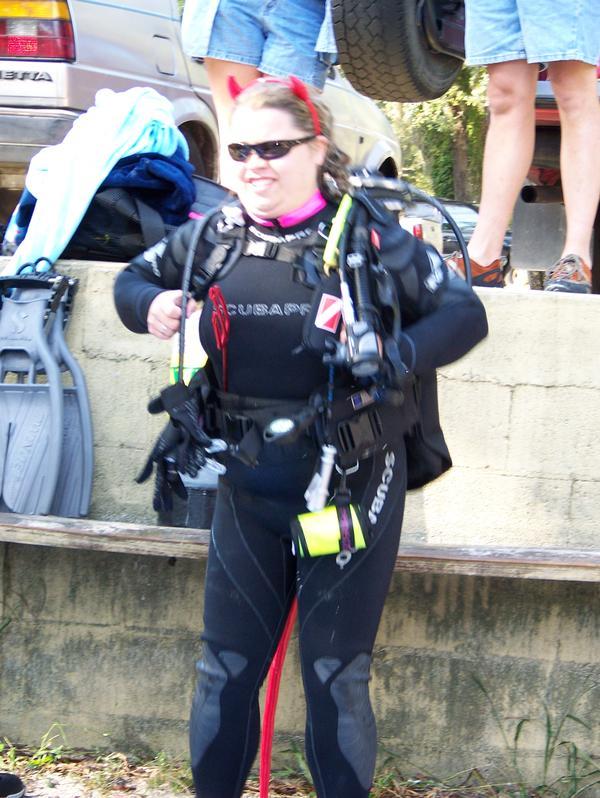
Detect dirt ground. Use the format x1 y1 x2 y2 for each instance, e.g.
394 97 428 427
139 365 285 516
13 768 256 798
3 758 309 798
18 771 182 798
7 761 190 798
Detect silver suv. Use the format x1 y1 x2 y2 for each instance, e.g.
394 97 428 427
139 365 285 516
0 0 401 224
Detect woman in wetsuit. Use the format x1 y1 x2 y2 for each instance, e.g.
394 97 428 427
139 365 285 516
114 78 488 798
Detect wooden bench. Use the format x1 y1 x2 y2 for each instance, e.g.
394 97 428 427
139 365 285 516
1 512 599 582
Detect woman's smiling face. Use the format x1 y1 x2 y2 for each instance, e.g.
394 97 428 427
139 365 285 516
227 105 328 219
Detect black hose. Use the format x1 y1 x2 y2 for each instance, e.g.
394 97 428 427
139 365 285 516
348 174 473 286
412 190 472 287
178 214 213 384
349 202 378 325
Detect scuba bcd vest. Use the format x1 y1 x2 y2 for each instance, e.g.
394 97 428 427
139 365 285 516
169 180 451 489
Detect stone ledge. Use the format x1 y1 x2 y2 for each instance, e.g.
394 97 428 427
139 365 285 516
1 512 598 582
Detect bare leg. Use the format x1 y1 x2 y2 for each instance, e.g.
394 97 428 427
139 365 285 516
548 60 600 266
467 60 539 266
205 59 262 187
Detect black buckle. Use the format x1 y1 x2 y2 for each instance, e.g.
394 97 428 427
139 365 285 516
336 408 383 457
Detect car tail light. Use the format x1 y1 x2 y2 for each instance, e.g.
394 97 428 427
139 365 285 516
412 223 423 240
0 1 75 60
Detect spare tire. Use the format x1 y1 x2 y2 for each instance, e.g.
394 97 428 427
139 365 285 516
332 0 463 102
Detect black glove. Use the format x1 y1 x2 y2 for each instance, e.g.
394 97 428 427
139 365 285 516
136 381 227 512
148 454 188 513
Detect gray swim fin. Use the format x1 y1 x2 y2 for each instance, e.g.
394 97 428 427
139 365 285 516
0 274 66 514
0 273 93 517
49 288 94 517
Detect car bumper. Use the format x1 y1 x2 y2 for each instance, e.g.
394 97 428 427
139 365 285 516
0 107 78 168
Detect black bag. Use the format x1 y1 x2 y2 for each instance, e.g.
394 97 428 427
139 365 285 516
61 175 229 262
60 187 168 262
405 369 452 490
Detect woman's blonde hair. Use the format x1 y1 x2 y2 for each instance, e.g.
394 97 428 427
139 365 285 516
230 78 350 201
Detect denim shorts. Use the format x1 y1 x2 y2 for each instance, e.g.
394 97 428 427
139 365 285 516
465 0 600 66
182 0 332 89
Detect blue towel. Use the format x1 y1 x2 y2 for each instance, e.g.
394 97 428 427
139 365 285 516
3 87 189 274
101 148 195 226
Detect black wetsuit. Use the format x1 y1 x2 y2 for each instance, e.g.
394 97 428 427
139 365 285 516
114 201 487 798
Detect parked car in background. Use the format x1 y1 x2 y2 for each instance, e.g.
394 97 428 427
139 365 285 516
439 199 511 264
399 200 443 252
0 0 401 227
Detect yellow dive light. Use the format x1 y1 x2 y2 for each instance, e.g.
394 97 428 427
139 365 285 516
291 502 369 558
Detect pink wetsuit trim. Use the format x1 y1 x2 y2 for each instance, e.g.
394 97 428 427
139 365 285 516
188 190 327 226
249 190 327 228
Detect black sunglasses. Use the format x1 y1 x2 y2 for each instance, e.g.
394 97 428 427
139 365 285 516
227 136 316 162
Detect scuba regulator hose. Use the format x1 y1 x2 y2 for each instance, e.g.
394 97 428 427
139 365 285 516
260 597 298 798
178 213 213 384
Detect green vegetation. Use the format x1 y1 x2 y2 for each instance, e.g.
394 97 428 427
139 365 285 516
0 725 67 772
473 676 600 798
381 67 488 202
0 736 195 796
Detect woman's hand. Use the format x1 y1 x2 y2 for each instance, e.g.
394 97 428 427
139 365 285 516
147 290 197 340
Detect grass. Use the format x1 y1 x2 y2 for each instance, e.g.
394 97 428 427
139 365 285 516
0 738 195 796
472 677 600 798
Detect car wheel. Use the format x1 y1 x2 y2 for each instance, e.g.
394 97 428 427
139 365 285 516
332 0 463 101
180 123 214 177
184 134 207 175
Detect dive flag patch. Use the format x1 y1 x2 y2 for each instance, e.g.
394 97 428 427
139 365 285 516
314 293 342 333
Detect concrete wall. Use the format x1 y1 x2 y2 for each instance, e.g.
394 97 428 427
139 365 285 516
404 287 600 548
1 261 599 786
1 545 598 786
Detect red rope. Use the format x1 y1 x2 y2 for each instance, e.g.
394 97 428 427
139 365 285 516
259 596 298 798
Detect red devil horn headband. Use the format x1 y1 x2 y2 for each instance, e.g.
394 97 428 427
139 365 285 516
226 74 322 136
